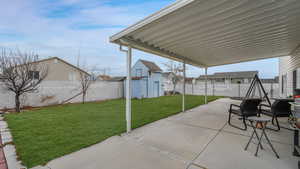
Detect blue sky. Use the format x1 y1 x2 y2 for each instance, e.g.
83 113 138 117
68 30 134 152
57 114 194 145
1 0 279 78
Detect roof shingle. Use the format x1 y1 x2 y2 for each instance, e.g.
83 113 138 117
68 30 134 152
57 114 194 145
140 60 162 72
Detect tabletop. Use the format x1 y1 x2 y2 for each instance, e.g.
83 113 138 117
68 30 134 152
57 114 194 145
247 116 272 122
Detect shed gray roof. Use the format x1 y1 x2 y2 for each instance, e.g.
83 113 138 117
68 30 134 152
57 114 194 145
260 77 279 83
198 71 258 79
107 76 126 81
140 60 162 72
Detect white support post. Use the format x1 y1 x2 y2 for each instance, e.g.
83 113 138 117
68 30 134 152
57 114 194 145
182 61 186 112
205 67 208 104
126 46 132 133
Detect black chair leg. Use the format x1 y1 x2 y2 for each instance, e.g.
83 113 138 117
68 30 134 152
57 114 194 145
228 111 232 124
228 112 247 130
243 117 247 130
274 116 280 131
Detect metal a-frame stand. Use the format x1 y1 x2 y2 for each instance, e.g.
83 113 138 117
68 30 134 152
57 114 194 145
245 74 271 106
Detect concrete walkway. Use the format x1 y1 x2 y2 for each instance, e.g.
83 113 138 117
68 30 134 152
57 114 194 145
33 98 298 169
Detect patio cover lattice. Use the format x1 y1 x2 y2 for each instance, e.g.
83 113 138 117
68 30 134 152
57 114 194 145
109 0 300 132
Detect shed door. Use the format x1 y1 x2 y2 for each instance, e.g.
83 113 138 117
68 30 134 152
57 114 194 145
143 79 148 98
154 81 159 97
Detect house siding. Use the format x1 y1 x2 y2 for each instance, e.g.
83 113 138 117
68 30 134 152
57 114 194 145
126 60 163 98
37 58 86 81
279 47 300 97
131 61 149 77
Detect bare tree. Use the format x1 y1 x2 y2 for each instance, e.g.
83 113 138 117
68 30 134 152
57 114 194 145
0 48 48 112
78 66 96 104
163 61 185 95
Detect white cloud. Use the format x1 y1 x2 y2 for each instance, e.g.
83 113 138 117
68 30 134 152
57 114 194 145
0 0 278 77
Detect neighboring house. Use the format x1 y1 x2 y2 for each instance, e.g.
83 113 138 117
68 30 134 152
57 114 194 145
126 59 164 98
97 75 111 81
28 57 90 81
184 77 196 84
197 71 258 84
108 76 126 82
260 77 279 83
279 48 300 97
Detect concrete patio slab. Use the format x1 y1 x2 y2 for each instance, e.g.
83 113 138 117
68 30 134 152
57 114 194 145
194 132 297 169
222 118 253 136
187 164 206 169
186 100 233 116
222 117 293 145
127 120 219 161
31 166 49 169
31 98 297 169
46 136 187 169
167 110 227 130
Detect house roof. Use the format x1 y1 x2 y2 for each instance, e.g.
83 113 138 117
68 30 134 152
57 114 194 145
198 71 258 79
97 75 111 80
110 0 300 68
105 76 143 81
132 77 143 80
139 59 162 72
102 76 126 81
184 77 194 83
260 77 279 83
30 57 90 76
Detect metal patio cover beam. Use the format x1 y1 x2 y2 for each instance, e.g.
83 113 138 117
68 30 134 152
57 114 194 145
110 0 300 68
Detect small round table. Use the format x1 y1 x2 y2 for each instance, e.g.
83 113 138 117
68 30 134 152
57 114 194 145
244 116 280 158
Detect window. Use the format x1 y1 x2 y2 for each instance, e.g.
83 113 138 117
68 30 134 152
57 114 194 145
28 71 39 80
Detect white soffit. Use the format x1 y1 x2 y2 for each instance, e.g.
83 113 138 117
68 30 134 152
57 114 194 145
110 0 300 68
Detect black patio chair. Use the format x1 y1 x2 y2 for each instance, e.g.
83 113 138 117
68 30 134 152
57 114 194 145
228 98 262 130
259 99 292 131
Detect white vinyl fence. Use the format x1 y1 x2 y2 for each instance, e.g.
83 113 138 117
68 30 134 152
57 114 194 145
166 82 279 98
0 81 124 109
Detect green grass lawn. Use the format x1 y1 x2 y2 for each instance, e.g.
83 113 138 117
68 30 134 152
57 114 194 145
5 95 222 168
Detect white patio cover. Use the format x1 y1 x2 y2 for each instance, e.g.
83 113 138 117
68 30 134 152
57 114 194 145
110 0 300 68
